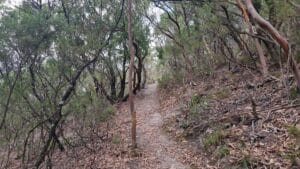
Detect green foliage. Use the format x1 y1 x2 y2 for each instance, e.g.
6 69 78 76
287 125 300 138
286 125 300 165
213 87 231 100
158 71 184 89
156 47 164 60
98 106 116 122
289 87 300 100
190 94 203 106
217 145 230 159
158 73 173 89
65 89 115 124
237 155 258 169
154 2 225 79
203 129 225 149
0 0 150 166
239 56 254 65
179 121 189 129
285 149 300 166
188 94 209 118
112 134 122 145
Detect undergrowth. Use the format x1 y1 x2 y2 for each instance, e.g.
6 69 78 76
203 129 225 149
158 72 184 89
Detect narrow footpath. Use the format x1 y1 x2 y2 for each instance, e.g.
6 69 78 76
134 84 187 169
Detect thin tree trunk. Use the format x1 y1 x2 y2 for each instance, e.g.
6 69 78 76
133 41 142 92
133 70 137 94
237 0 268 77
127 0 137 148
118 45 127 99
142 64 147 88
255 39 268 76
109 66 117 101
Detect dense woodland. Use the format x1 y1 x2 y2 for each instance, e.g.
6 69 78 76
0 0 299 168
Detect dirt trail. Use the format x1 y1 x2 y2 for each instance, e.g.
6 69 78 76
52 83 205 169
135 84 187 169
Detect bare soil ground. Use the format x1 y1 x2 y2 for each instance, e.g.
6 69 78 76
134 84 200 169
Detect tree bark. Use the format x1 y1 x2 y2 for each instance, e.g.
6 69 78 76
118 43 127 99
109 65 117 100
255 39 268 76
141 64 147 88
237 0 268 77
127 0 137 148
133 41 142 92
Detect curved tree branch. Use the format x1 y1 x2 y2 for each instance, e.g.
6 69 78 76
242 0 300 89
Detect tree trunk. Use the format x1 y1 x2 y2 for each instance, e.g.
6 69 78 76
109 67 117 101
221 5 245 51
88 68 114 103
118 44 127 99
141 64 147 88
133 41 142 92
255 39 268 76
243 0 300 89
237 0 268 77
126 0 137 148
133 70 137 94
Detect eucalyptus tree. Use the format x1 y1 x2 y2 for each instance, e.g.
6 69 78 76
237 0 300 89
154 0 300 90
152 1 225 78
0 0 152 166
0 0 125 167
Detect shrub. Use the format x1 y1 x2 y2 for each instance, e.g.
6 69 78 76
286 150 300 166
96 105 115 122
287 125 300 138
190 94 203 106
217 145 230 159
213 87 231 100
158 73 173 89
238 155 258 169
203 129 225 149
289 87 299 100
188 94 209 119
112 134 121 145
158 71 184 89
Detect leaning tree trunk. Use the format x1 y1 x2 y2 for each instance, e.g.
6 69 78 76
127 0 137 148
239 0 300 89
